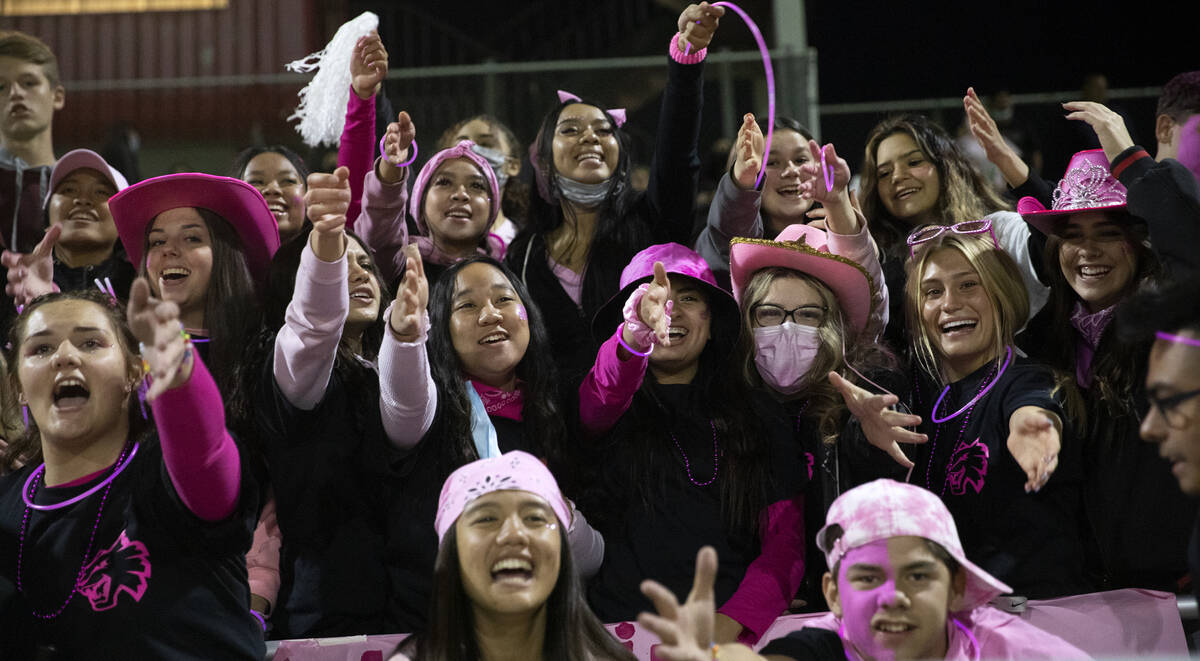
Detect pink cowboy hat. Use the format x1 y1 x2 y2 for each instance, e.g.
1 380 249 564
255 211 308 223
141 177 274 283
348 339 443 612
109 173 281 283
816 479 1012 612
729 224 876 335
592 242 741 350
1017 149 1128 236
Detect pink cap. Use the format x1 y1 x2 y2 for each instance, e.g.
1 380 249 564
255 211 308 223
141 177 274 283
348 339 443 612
729 223 876 335
1017 149 1128 235
408 140 499 237
434 451 571 543
44 149 129 208
816 479 1011 611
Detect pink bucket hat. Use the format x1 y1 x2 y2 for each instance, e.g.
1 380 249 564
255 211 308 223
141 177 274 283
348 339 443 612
729 223 876 335
44 149 129 208
816 479 1011 611
109 173 281 284
1017 149 1128 236
408 139 500 237
434 450 572 542
591 242 741 348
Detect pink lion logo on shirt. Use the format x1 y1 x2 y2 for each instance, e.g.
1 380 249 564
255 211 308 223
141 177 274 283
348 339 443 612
75 530 151 611
946 437 989 496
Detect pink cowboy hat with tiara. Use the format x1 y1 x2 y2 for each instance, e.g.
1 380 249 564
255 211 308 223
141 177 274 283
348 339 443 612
1017 149 1128 236
109 173 281 283
729 224 876 335
816 479 1012 612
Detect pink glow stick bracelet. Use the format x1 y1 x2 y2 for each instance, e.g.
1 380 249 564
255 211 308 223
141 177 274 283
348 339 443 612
688 2 775 190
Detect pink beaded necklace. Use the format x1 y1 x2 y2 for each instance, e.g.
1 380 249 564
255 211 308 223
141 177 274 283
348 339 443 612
669 420 720 487
17 440 136 620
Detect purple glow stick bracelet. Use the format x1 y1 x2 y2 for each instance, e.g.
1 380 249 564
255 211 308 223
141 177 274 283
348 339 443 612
379 135 419 169
21 441 140 511
1157 330 1200 348
686 3 775 190
821 145 835 192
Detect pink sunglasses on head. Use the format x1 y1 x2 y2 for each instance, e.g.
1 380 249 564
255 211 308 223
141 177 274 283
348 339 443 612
906 219 999 257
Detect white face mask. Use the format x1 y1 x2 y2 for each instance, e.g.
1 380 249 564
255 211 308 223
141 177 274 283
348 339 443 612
753 322 821 394
554 174 613 207
471 144 510 189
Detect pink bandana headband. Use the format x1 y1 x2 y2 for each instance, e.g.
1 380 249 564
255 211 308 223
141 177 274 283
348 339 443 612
434 451 571 542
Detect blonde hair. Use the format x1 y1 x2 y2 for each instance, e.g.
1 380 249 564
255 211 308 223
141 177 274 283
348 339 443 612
740 268 893 444
904 232 1028 383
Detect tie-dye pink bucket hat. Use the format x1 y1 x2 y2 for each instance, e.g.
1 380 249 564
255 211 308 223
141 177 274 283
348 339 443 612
816 479 1011 611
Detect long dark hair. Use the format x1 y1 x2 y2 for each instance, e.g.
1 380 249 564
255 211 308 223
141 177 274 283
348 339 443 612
139 208 262 420
401 525 636 661
424 256 566 473
2 290 149 471
592 283 773 539
509 98 644 310
859 114 1010 258
1036 214 1160 421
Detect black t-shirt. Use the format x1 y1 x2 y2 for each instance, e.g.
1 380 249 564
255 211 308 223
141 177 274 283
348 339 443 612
254 355 396 639
584 383 805 623
759 627 844 660
0 438 263 659
907 356 1089 598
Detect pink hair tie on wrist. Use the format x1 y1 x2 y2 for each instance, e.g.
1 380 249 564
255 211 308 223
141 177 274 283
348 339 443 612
379 135 418 169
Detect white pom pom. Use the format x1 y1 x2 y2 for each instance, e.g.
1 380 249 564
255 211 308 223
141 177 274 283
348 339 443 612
286 11 380 148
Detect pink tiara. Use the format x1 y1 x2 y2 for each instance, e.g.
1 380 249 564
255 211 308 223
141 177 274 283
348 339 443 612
1050 162 1126 211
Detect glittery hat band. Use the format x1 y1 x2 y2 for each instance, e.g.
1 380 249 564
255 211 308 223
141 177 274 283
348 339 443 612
1050 162 1127 211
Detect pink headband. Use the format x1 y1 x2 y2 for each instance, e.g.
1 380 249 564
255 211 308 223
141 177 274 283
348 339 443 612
408 139 500 236
434 451 572 542
556 90 626 127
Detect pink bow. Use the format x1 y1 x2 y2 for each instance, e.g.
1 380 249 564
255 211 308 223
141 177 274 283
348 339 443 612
556 90 627 127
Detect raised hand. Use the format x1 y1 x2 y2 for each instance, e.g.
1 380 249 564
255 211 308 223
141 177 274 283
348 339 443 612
350 30 388 100
127 278 191 402
676 2 725 53
830 371 926 469
1007 406 1061 493
963 87 1029 188
732 113 764 190
2 224 61 308
1062 100 1134 162
378 111 416 184
389 243 428 342
305 166 351 262
638 546 717 661
639 262 673 347
798 141 851 204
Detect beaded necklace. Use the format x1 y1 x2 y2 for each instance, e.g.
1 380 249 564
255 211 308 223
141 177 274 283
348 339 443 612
17 439 135 620
922 358 1003 497
669 420 720 487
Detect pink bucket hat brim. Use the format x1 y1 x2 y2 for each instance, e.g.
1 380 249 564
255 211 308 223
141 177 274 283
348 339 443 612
729 224 875 335
591 242 740 346
44 149 130 208
815 479 1011 612
408 139 500 237
109 173 280 283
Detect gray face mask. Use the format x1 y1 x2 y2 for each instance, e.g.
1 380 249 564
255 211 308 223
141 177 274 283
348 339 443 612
471 144 510 189
555 174 613 208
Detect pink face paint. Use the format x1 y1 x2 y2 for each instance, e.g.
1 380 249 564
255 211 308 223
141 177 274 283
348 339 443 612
837 539 899 661
1174 114 1200 183
517 305 528 321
